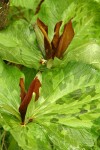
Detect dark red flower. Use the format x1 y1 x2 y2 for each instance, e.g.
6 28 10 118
19 77 41 124
37 18 74 59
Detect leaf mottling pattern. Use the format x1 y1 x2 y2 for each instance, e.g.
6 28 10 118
35 62 100 130
0 60 100 149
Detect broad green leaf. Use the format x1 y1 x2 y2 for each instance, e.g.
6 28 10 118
1 112 52 150
32 62 100 149
0 59 23 119
0 20 42 69
33 62 100 128
62 1 100 69
0 61 100 149
41 123 95 150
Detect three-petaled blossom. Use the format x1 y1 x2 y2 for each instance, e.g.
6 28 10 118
36 18 74 59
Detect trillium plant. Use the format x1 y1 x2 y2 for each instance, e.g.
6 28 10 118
0 0 100 150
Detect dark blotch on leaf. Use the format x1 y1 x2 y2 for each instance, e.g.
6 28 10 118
89 100 98 110
76 116 82 120
80 108 88 114
71 113 81 119
69 89 82 100
59 82 66 91
86 86 96 97
50 118 59 123
90 104 97 110
56 99 65 105
93 117 100 125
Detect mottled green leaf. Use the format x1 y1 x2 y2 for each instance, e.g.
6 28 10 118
0 20 42 69
34 62 100 128
0 62 99 149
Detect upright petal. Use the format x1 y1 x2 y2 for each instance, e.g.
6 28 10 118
55 20 74 58
19 78 26 102
51 21 62 57
37 18 53 59
19 77 41 124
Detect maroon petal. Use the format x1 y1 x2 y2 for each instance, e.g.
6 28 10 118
51 21 62 58
19 77 41 124
19 78 26 102
37 18 48 34
37 18 53 59
55 19 74 58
